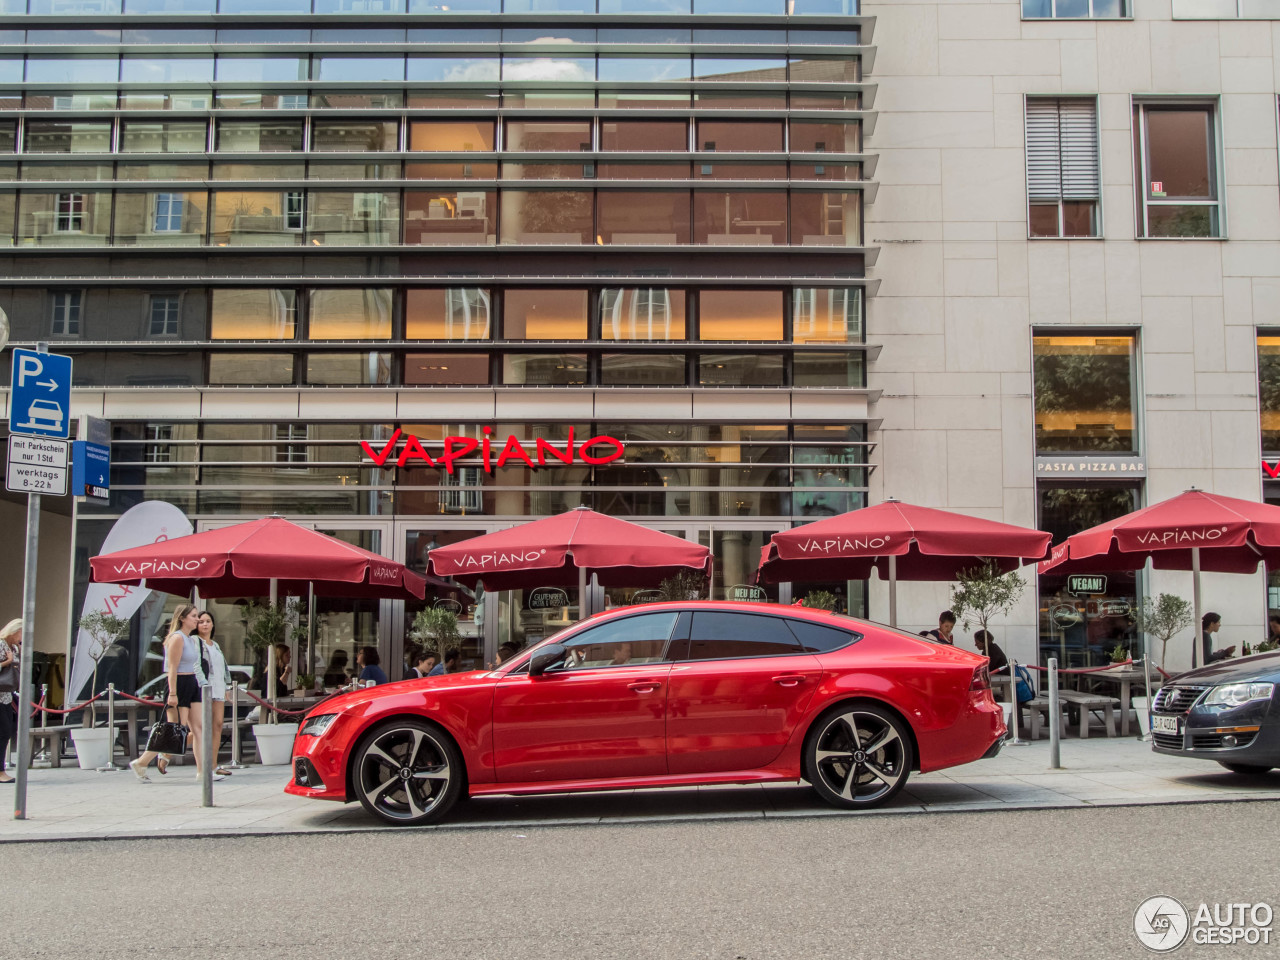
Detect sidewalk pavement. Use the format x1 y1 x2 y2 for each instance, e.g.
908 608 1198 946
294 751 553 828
3 736 1278 843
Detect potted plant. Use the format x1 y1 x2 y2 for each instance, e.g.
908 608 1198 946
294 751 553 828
297 673 316 695
240 601 297 765
413 606 461 667
1109 643 1130 664
656 570 708 602
949 560 1027 647
1131 593 1193 670
800 590 840 612
70 610 131 769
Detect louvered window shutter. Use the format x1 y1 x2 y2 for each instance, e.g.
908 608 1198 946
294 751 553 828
1025 98 1098 202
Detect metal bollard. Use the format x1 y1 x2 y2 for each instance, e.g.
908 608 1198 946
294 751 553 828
1048 658 1061 769
227 682 246 769
201 690 213 808
1008 659 1027 746
32 684 51 768
1139 654 1153 742
97 683 122 772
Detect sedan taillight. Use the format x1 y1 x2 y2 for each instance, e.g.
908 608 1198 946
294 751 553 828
970 665 990 692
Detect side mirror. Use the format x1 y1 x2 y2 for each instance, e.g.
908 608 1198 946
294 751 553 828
529 643 567 677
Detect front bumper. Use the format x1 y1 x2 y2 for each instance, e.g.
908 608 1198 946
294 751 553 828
1150 698 1280 766
283 728 350 801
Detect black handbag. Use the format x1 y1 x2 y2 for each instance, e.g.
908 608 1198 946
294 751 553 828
146 714 188 755
0 661 17 694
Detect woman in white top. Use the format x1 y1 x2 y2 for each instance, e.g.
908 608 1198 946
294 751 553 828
129 604 208 782
197 611 233 778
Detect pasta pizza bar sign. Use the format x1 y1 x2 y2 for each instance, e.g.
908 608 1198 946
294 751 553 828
360 427 624 473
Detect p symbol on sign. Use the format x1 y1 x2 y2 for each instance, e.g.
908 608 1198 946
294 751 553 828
17 354 42 386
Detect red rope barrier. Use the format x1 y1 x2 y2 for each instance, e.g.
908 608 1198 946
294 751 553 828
29 691 106 714
241 688 311 717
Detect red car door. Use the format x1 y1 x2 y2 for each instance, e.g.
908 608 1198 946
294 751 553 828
491 611 679 784
666 610 822 775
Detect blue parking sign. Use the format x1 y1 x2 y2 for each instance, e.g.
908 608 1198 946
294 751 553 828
9 348 73 440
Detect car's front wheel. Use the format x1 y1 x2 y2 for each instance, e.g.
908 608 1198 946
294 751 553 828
804 703 913 810
1217 761 1274 775
352 719 463 826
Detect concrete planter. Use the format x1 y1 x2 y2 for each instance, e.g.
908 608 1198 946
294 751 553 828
69 727 112 770
252 722 299 766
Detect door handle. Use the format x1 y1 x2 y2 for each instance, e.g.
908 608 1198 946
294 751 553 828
627 681 662 693
772 674 806 687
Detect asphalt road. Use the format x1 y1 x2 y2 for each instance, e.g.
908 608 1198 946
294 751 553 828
6 801 1278 960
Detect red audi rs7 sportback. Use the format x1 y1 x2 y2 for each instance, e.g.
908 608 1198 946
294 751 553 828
286 601 1007 825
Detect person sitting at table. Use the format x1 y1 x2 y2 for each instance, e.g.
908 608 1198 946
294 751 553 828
408 649 437 679
356 646 389 686
1201 613 1236 664
323 649 349 687
926 611 956 645
972 629 1008 673
1266 613 1280 649
428 648 460 676
257 643 291 700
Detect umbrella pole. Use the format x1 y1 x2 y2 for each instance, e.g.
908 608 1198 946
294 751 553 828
579 565 588 620
1191 547 1202 669
267 578 278 721
888 554 898 628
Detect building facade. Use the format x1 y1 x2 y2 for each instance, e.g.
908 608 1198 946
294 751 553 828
0 0 1276 698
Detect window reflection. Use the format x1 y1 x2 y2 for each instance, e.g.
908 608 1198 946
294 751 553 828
216 121 304 152
792 288 862 343
696 120 784 152
408 120 496 152
24 121 112 154
312 121 398 152
793 353 864 387
503 288 588 340
404 189 496 245
698 353 784 385
503 353 588 385
18 192 112 245
120 122 208 154
693 191 787 245
598 191 690 244
404 352 490 385
405 288 492 339
1033 335 1138 453
210 289 297 340
500 190 593 244
699 289 784 340
600 120 688 152
208 352 294 385
1259 336 1280 454
790 191 860 246
305 353 393 385
114 191 208 246
601 288 686 340
308 288 394 340
601 354 687 385
306 191 399 245
210 190 304 245
505 120 593 152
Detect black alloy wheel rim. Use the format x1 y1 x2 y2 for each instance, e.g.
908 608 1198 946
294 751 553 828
356 726 452 822
813 709 907 804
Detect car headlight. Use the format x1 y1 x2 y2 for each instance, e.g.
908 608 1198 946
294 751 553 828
299 714 338 737
1204 683 1275 707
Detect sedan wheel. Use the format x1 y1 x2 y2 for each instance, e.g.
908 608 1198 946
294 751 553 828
1217 761 1274 776
805 704 913 810
352 720 462 826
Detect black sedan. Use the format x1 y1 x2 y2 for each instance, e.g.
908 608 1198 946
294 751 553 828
1150 651 1280 773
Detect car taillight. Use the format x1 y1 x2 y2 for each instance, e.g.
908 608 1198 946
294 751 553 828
970 665 990 692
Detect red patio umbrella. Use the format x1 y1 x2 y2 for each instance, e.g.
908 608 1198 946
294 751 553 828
426 507 713 604
757 499 1052 626
1038 489 1280 667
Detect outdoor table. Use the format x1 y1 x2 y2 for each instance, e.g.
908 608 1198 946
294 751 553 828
1088 667 1161 736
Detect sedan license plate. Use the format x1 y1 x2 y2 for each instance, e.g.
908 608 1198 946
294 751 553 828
1152 715 1180 735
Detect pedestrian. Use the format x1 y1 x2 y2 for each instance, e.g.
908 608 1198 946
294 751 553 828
1201 613 1236 664
356 646 389 685
428 648 460 676
197 611 233 778
972 629 1008 673
130 604 210 782
926 611 957 645
0 618 21 784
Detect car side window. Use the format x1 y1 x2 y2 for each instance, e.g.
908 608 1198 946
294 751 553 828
787 618 859 653
686 612 803 661
555 611 681 671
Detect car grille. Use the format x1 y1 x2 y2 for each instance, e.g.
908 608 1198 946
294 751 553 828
1153 731 1183 750
1152 685 1209 714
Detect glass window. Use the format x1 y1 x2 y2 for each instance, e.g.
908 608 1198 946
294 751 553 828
313 0 404 11
217 121 304 152
598 92 691 111
50 291 83 337
1261 336 1280 454
312 121 398 152
699 290 784 340
682 612 800 661
120 122 208 154
691 57 786 81
789 58 860 83
790 120 862 154
405 288 492 339
553 613 680 670
502 353 588 385
18 192 112 244
791 191 861 246
600 120 687 152
20 162 113 181
696 120 784 152
209 289 297 340
408 121 496 152
1023 0 1127 16
211 162 305 180
404 189 496 245
1027 98 1100 239
499 190 593 244
308 288 394 340
216 93 307 110
597 57 690 82
794 353 865 388
208 353 295 385
24 93 117 111
0 122 13 154
505 120 593 152
120 57 213 83
148 295 182 337
305 353 393 384
25 57 119 85
503 90 596 109
0 192 14 246
1033 334 1139 453
23 122 112 154
792 0 858 11
407 91 500 110
790 91 859 111
210 191 304 245
215 56 309 83
693 191 787 245
601 288 686 340
792 288 862 343
309 161 403 181
698 354 783 385
600 354 686 385
597 161 692 180
114 191 208 245
694 161 787 180
404 352 490 385
598 191 690 245
407 56 500 82
312 57 406 82
306 191 399 245
503 161 596 180
1134 103 1220 238
311 92 404 110
787 618 856 653
694 91 786 110
503 289 588 340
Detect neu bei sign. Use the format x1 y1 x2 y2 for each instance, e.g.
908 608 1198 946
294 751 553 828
360 426 624 473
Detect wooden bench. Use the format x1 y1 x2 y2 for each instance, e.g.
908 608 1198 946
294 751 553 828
1058 689 1119 738
27 725 77 768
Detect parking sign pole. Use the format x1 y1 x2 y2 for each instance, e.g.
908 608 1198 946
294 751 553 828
13 343 47 820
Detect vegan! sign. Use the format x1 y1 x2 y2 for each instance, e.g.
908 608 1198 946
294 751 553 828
361 427 624 473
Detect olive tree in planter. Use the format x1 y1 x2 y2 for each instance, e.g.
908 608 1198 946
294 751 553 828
71 610 130 769
949 560 1027 647
413 606 460 667
1131 593 1193 670
240 601 296 764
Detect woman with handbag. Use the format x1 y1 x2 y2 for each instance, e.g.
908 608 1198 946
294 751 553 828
196 611 233 778
0 618 21 784
129 604 211 782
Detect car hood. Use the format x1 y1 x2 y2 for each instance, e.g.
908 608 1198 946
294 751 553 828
303 670 492 716
1169 651 1280 686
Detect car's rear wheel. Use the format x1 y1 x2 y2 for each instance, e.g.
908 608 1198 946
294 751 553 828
352 719 462 826
804 703 913 810
1217 761 1274 775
